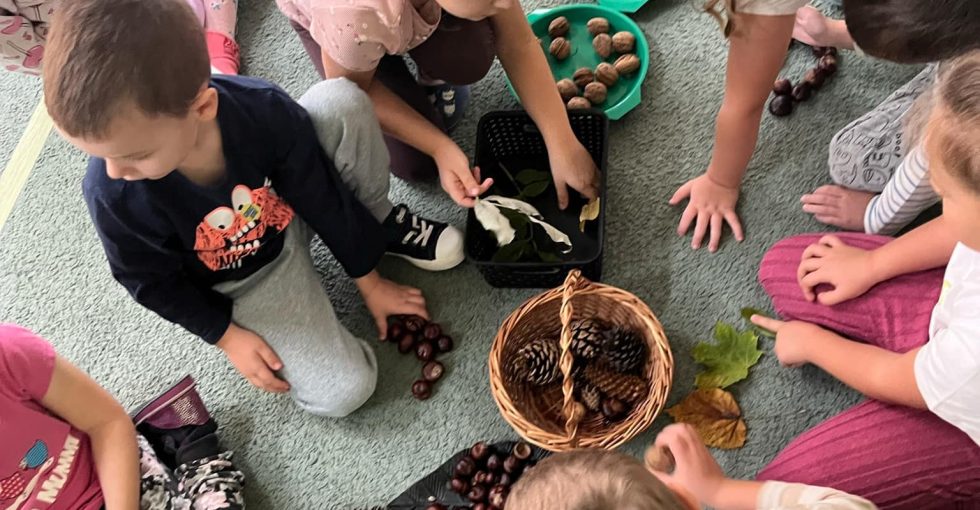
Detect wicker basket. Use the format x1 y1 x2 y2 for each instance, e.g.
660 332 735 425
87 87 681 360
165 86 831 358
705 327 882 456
489 270 673 451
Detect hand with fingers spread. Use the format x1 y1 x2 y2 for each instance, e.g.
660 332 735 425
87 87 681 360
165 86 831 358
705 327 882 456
549 139 600 210
750 314 825 367
217 323 290 393
797 235 880 305
800 185 875 231
355 270 428 339
670 173 745 252
434 142 493 208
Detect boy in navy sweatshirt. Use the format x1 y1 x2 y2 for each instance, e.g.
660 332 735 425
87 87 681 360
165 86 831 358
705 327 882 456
43 0 464 416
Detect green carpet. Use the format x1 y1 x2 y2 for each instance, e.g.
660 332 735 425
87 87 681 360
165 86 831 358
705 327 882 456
0 0 923 508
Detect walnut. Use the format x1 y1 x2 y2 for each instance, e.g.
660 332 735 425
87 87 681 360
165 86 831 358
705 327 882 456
592 33 612 59
583 82 607 105
567 97 592 110
614 53 640 75
556 78 579 102
587 17 610 35
549 37 571 60
548 16 570 38
573 67 595 89
595 62 619 87
612 31 636 53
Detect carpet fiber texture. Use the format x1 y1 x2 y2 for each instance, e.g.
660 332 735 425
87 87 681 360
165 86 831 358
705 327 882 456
0 0 924 508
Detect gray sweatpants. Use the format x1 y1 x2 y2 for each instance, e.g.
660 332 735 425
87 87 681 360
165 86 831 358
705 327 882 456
214 78 393 417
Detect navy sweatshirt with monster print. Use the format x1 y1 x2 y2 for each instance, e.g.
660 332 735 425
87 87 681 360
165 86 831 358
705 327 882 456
82 75 386 344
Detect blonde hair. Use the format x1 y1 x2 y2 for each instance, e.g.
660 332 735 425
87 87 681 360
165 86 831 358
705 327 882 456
507 449 687 510
923 51 980 194
703 0 737 38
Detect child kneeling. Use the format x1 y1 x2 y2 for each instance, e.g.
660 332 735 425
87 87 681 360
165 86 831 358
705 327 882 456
43 0 465 417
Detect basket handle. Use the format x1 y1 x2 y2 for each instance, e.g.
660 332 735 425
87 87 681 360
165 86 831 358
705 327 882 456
558 269 592 446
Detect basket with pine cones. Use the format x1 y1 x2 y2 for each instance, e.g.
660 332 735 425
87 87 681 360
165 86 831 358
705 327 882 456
490 270 673 452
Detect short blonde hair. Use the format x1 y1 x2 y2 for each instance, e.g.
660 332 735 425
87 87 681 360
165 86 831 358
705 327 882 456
926 51 980 195
507 449 686 510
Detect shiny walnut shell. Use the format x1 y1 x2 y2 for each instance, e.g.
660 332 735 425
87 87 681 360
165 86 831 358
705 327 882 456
595 62 619 87
592 33 612 59
573 67 595 89
587 17 610 35
556 78 579 102
549 37 571 60
613 53 640 75
583 82 607 105
566 96 591 110
612 31 636 53
548 16 569 38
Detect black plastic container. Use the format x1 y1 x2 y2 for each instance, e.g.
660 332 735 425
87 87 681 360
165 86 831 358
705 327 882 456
465 110 608 288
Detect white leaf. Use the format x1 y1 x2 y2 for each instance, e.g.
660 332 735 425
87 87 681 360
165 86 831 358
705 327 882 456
474 198 515 247
526 216 573 253
484 195 543 220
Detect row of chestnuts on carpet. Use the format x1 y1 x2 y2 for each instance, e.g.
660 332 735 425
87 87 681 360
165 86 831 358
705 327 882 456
384 315 455 400
769 45 840 117
507 318 650 423
423 441 537 510
546 16 641 109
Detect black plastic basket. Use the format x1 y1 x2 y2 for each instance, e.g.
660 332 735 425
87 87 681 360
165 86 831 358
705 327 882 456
465 110 609 288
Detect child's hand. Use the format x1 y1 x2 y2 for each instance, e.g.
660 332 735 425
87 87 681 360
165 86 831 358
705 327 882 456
434 142 493 208
216 323 290 393
797 235 879 305
650 424 726 506
356 271 429 339
548 140 600 210
670 173 744 252
750 315 825 367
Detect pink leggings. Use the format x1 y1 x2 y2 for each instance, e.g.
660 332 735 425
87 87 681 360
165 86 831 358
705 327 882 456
757 233 980 509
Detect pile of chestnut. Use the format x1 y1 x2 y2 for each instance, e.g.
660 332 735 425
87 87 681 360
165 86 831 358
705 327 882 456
424 441 538 510
769 45 840 117
384 315 455 400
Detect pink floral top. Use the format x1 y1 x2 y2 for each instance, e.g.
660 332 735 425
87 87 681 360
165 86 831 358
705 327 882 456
276 0 442 72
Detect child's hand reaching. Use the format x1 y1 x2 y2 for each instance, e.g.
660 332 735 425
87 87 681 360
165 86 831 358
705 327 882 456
750 315 827 367
670 173 744 252
434 142 493 208
649 423 726 507
549 139 600 210
216 323 290 393
356 270 429 339
798 235 880 305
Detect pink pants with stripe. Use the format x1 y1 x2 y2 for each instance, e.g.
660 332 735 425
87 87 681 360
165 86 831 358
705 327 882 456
757 233 980 509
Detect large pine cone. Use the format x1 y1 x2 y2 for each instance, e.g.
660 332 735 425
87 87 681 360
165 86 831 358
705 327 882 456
584 365 647 404
602 327 648 373
509 338 561 386
569 318 611 360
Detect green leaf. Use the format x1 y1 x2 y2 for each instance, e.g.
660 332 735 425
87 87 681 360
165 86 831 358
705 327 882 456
516 168 550 185
740 307 776 338
537 250 562 263
493 240 528 262
521 180 550 198
693 322 764 389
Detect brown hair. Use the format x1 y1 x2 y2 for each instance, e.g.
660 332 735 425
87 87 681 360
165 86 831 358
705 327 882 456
507 449 687 510
844 0 980 64
925 51 980 195
43 0 210 139
703 0 737 38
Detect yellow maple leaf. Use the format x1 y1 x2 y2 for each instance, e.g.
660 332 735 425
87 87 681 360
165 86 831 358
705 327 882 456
666 388 746 449
579 197 600 232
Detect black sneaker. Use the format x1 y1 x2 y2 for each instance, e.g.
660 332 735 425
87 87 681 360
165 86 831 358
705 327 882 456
384 204 464 271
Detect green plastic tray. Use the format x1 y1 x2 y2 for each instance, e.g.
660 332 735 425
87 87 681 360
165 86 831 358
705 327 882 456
599 0 651 13
509 4 650 120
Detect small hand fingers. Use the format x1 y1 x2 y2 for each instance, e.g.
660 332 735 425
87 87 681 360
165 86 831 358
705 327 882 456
725 211 744 242
750 314 783 332
677 204 697 236
709 214 723 252
669 181 693 205
555 181 570 210
802 203 837 216
691 211 709 250
819 234 844 248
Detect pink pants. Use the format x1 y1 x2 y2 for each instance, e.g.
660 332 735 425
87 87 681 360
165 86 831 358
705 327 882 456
757 233 980 509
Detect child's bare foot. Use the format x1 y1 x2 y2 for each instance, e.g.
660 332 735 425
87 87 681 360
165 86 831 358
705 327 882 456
800 185 875 231
793 6 854 50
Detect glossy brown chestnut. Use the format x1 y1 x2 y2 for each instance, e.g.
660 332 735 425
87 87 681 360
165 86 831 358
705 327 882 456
512 442 533 460
422 323 442 341
397 333 416 354
404 315 426 332
411 380 432 400
415 341 435 362
467 485 488 503
386 322 404 342
454 457 476 478
486 453 503 472
422 361 444 382
450 477 470 494
435 335 454 354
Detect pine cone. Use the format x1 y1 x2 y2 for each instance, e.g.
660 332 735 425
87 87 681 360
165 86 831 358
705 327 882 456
602 327 648 373
577 383 603 413
584 365 647 404
570 319 610 360
509 338 561 386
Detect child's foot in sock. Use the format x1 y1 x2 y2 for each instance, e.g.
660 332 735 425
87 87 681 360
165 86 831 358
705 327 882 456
426 84 470 133
800 184 875 231
384 204 464 271
206 31 240 75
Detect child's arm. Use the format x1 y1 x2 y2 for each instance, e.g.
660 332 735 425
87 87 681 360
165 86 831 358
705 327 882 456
670 14 795 251
798 216 958 305
751 315 927 408
41 355 140 509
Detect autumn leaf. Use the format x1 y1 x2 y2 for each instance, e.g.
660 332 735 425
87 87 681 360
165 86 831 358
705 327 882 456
693 322 763 389
667 388 747 449
579 197 601 232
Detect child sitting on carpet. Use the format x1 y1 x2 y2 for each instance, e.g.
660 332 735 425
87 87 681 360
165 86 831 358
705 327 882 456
0 323 244 509
43 0 464 418
750 51 980 508
507 424 876 509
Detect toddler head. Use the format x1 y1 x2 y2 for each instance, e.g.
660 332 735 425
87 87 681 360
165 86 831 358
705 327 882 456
844 0 980 63
436 0 514 22
43 0 212 181
507 449 692 510
924 51 980 240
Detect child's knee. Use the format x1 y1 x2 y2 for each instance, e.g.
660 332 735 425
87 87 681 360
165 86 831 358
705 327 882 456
292 365 377 418
298 78 374 127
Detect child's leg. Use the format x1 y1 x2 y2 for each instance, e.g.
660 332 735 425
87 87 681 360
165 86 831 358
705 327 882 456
758 233 943 351
138 434 191 509
213 219 378 417
757 400 980 509
297 78 393 223
174 452 245 510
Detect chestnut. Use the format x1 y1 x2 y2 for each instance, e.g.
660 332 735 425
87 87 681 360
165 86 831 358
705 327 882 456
397 333 416 354
768 95 793 116
473 470 491 485
512 442 533 460
486 453 503 472
435 335 454 354
472 504 488 510
422 360 444 382
791 82 813 102
422 322 442 341
587 17 610 35
416 340 435 362
601 397 629 421
468 485 488 503
772 78 792 96
548 16 570 38
450 477 470 494
498 472 514 487
489 485 509 508
573 67 595 89
385 322 404 342
454 457 476 478
470 441 490 462
404 315 425 332
811 45 828 58
804 68 826 89
503 455 523 474
818 54 838 75
412 379 433 400
425 504 447 510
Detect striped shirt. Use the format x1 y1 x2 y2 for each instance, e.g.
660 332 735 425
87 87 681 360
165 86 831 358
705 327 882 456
864 144 939 235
